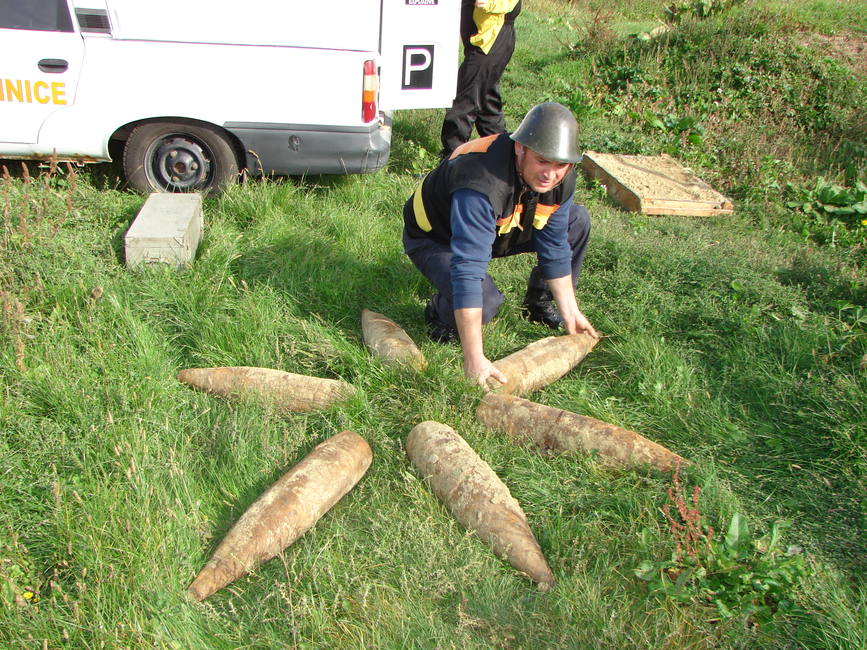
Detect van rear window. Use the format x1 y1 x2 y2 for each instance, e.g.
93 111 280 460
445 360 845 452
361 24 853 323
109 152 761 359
0 0 74 32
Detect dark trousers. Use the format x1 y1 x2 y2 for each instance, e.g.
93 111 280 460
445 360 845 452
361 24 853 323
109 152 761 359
404 204 591 328
440 25 516 157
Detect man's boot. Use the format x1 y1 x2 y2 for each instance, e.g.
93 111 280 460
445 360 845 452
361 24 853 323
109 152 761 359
424 300 460 344
522 289 564 329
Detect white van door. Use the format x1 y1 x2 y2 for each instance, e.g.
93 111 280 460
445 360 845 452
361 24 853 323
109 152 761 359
378 0 461 110
0 0 83 144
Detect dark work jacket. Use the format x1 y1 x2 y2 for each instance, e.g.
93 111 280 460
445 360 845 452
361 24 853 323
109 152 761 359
403 132 577 258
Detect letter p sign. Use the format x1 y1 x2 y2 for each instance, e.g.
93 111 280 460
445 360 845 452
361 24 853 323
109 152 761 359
402 45 434 89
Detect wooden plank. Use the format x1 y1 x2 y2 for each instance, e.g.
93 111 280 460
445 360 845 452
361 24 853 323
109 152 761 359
581 154 642 212
580 152 734 216
642 205 734 216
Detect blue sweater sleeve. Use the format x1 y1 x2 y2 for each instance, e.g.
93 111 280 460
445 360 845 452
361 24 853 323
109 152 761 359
533 193 573 280
450 189 496 309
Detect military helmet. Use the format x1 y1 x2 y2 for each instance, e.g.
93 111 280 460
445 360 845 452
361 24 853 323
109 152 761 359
510 102 581 164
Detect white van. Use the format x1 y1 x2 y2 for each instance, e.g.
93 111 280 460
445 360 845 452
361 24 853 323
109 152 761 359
0 0 459 193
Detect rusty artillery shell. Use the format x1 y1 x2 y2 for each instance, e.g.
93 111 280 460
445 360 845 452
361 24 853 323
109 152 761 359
406 420 555 590
188 430 372 601
177 366 355 412
361 309 427 370
477 393 687 472
487 333 599 395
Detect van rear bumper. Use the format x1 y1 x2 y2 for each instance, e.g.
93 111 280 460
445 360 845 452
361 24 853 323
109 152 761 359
226 112 392 177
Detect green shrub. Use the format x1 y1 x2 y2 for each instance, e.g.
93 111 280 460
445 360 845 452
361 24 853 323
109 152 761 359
786 178 867 249
636 463 809 625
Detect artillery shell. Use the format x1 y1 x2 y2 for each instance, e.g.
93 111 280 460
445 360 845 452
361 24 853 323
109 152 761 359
487 333 598 395
188 430 372 601
361 309 427 370
477 393 687 472
177 366 355 412
406 420 555 590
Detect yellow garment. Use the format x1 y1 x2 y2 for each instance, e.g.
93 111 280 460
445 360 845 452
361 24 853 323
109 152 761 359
469 0 520 55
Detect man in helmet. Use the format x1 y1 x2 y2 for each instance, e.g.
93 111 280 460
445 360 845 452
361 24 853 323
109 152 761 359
403 102 598 387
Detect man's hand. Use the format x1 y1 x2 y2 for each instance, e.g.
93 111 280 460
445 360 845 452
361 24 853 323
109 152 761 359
454 307 508 388
547 275 599 338
463 354 508 389
562 306 598 338
475 0 489 8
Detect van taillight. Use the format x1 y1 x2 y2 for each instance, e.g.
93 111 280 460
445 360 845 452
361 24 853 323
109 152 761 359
362 59 377 123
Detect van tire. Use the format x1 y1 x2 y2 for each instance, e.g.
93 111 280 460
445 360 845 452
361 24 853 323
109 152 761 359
123 121 239 194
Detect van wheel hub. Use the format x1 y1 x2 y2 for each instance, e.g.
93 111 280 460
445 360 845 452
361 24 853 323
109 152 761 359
124 121 239 194
150 136 211 190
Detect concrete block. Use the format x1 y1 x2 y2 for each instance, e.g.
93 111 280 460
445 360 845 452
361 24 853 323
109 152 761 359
125 193 203 268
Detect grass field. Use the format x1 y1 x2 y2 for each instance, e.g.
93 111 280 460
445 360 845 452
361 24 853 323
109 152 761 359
1 1 865 647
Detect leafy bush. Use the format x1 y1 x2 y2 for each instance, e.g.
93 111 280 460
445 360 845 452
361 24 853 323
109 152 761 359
786 178 867 250
636 462 809 625
664 0 746 23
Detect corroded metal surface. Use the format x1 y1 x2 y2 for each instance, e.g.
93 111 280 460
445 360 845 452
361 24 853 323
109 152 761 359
177 366 355 412
188 430 372 601
406 420 555 590
361 309 427 370
477 393 687 472
487 333 598 395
